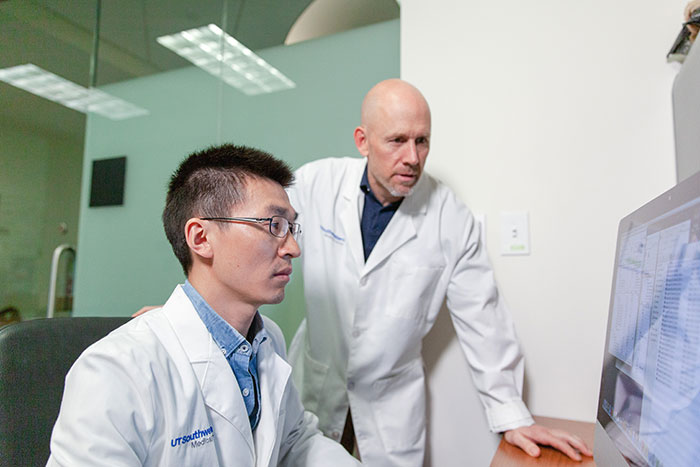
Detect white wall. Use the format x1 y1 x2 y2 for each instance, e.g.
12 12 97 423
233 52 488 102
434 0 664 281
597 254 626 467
401 0 684 464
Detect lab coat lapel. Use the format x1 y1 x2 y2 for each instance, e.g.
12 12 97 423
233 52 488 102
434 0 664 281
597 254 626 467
164 287 255 455
253 341 291 466
362 175 429 276
197 346 254 450
339 164 365 272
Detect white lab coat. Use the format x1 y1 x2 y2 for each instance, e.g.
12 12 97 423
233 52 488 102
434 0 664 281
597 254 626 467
47 285 359 467
287 157 534 466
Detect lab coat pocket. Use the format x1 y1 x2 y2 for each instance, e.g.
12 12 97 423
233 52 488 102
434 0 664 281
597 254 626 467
385 263 444 321
370 359 426 453
301 351 330 415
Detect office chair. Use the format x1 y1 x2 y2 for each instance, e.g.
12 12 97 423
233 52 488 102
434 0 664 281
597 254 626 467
0 317 129 467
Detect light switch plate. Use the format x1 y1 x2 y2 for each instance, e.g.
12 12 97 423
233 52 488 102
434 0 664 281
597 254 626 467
500 211 530 255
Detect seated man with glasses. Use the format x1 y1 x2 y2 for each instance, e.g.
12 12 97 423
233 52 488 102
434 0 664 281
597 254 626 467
47 143 359 467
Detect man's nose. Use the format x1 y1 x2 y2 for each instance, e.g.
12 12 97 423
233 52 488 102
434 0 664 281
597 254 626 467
280 230 301 258
403 141 420 166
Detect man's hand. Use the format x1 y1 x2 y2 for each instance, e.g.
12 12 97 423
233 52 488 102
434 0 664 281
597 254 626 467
504 424 593 461
132 305 160 318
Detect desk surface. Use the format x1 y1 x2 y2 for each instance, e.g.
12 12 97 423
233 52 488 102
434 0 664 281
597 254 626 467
490 416 596 467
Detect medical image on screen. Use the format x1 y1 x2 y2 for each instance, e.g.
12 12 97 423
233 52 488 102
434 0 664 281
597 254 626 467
599 197 700 467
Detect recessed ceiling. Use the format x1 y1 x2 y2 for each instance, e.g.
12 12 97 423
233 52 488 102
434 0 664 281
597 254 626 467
0 0 399 141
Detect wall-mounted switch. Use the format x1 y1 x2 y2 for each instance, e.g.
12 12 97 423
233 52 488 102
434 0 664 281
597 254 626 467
500 211 530 255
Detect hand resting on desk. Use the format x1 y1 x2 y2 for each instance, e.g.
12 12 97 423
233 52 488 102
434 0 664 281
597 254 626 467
504 424 593 461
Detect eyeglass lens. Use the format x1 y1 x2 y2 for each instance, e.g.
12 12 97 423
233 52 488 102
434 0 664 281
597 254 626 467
270 216 288 237
270 216 300 240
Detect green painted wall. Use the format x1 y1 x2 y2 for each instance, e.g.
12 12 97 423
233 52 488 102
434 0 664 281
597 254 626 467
73 20 399 344
0 123 83 320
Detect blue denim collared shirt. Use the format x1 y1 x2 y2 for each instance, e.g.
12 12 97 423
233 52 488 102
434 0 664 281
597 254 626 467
360 165 403 261
182 281 267 431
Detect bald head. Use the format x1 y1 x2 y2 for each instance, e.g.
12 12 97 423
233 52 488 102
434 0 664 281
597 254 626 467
354 79 432 206
360 79 431 130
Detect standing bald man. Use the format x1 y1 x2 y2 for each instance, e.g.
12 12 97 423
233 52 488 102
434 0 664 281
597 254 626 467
287 79 592 466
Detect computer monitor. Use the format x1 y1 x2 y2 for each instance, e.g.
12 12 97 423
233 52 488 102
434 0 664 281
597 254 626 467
595 170 700 466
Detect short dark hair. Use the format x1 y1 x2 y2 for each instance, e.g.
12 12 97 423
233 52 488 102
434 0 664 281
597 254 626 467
163 143 294 275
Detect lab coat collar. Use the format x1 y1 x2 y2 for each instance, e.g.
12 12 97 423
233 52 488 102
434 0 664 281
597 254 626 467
339 162 367 272
341 163 430 277
161 286 255 455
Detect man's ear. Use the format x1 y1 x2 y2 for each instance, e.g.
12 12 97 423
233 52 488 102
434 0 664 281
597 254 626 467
354 126 369 158
185 218 213 261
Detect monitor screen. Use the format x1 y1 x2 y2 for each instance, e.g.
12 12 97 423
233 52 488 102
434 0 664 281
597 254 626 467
597 170 700 467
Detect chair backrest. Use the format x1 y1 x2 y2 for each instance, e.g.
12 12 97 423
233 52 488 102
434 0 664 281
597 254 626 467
0 317 130 467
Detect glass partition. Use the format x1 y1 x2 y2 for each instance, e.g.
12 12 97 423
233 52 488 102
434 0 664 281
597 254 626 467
1 0 399 342
0 1 92 321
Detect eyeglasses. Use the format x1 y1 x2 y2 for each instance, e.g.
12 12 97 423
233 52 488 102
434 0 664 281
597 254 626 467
201 216 302 241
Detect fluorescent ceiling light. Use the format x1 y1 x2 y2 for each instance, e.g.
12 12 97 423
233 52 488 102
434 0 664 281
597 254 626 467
0 64 148 120
157 24 296 96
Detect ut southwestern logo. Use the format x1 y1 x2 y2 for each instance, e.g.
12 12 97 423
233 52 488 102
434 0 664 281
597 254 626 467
171 426 214 448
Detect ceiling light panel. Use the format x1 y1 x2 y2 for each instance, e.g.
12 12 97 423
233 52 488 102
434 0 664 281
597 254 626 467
157 24 295 96
0 64 148 120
